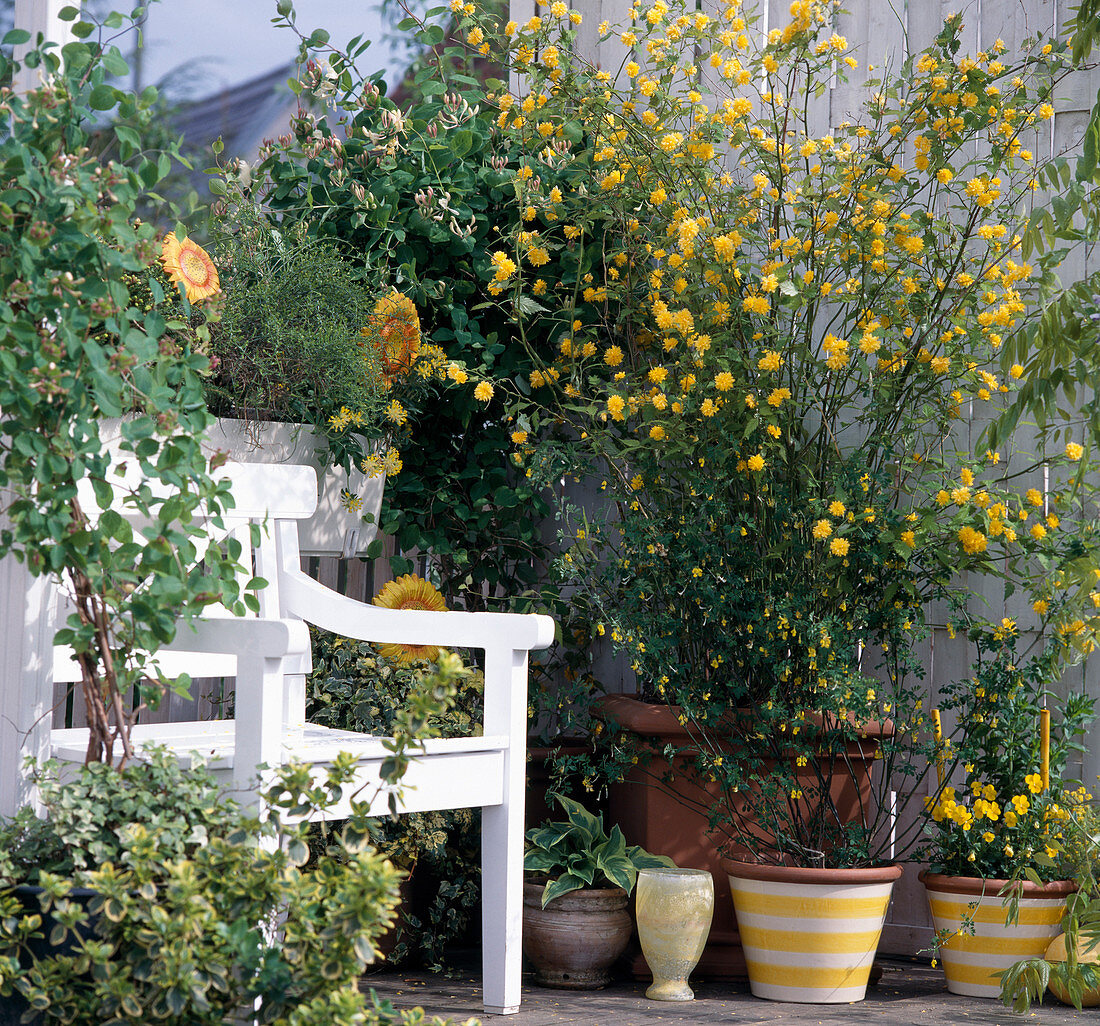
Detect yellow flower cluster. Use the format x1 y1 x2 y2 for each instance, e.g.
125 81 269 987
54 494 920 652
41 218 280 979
360 446 403 479
327 406 367 432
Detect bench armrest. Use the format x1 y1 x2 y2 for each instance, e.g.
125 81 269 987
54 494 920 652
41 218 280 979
280 567 555 653
164 616 311 661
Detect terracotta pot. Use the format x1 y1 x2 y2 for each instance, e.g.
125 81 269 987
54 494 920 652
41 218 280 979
595 694 889 980
722 858 902 1003
373 874 416 962
522 881 632 989
920 871 1075 998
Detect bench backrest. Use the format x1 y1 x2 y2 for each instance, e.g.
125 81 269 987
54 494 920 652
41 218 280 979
51 461 320 684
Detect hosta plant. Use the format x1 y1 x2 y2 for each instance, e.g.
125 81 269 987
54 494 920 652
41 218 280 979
524 795 674 907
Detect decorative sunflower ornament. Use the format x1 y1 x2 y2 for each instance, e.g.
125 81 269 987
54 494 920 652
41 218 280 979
361 289 421 384
160 231 220 303
372 573 447 664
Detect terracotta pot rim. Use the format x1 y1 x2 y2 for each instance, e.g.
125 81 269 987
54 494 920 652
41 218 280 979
918 870 1077 897
720 856 903 885
593 694 895 742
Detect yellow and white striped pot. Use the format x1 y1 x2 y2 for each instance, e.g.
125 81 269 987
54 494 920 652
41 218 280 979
920 871 1074 998
723 859 902 1003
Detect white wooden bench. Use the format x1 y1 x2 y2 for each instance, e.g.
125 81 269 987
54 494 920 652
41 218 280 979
5 460 554 1016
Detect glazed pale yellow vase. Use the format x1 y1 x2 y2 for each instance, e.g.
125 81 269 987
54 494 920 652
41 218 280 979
635 868 714 1000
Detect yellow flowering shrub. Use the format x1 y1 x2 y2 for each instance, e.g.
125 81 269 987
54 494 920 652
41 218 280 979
447 0 1100 866
921 623 1095 880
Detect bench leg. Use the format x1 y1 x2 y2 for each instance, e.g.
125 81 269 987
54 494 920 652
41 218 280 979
481 800 523 1014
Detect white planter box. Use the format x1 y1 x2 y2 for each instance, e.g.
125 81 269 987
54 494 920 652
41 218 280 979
204 419 385 558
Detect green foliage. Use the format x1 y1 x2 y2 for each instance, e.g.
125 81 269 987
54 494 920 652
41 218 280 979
308 632 482 968
219 5 558 613
999 805 1100 1011
524 795 674 907
205 215 391 472
0 654 472 1024
1068 0 1100 180
0 754 231 886
0 11 253 765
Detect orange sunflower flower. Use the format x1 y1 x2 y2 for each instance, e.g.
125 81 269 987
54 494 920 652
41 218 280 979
361 290 421 384
160 231 220 303
372 574 447 664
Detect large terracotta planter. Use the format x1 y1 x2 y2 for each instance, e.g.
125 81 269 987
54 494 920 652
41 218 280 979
921 871 1074 998
522 881 632 989
596 694 889 980
723 859 902 1003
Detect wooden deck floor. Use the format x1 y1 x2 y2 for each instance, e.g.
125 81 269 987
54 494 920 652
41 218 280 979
363 958 1093 1025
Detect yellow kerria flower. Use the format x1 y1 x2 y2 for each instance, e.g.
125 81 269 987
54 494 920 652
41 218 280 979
746 453 765 471
958 526 987 554
474 381 494 402
372 574 448 664
160 232 219 302
830 537 850 556
511 430 528 445
1066 441 1084 460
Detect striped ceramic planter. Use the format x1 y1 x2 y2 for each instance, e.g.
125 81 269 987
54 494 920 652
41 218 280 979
920 871 1074 998
722 859 902 1003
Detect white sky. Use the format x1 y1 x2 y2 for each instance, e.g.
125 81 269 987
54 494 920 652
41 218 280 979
133 0 408 96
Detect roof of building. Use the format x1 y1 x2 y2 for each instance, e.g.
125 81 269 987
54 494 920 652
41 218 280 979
172 61 298 167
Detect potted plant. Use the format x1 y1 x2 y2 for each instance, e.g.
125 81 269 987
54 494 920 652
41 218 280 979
0 754 410 1025
0 647 470 1025
1000 802 1100 1010
198 207 452 557
919 624 1096 999
522 796 674 989
439 0 1100 1000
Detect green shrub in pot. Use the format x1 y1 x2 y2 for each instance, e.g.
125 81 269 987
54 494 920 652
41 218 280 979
999 803 1100 1011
